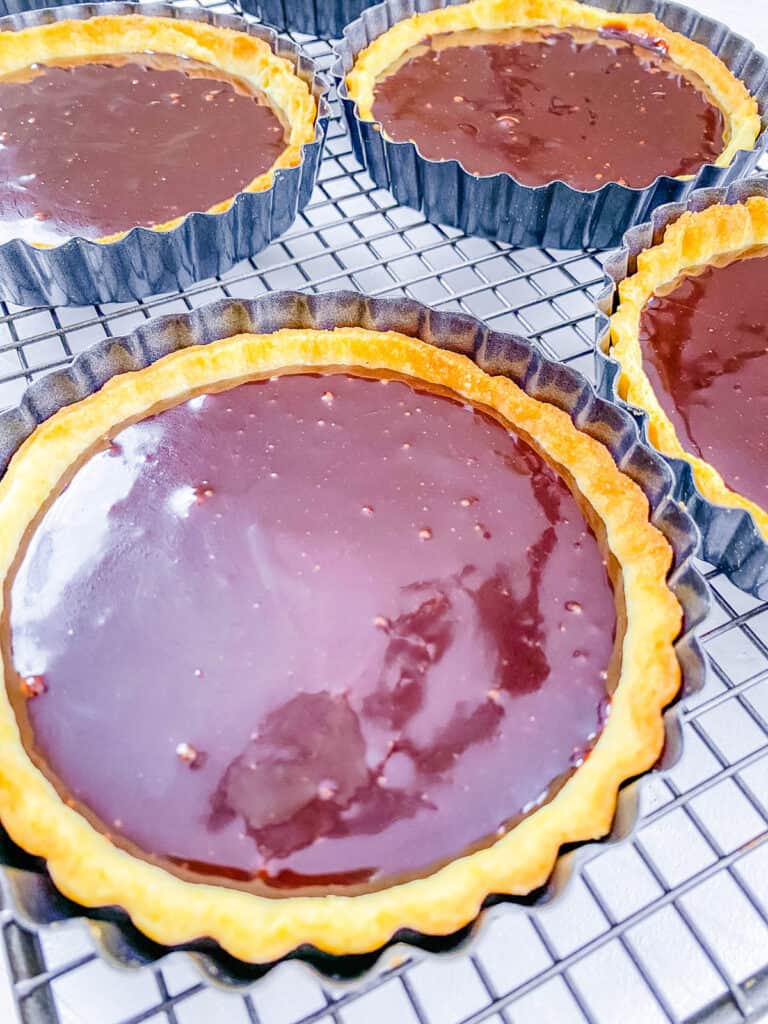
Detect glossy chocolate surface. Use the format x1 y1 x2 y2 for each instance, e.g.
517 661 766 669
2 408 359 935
0 52 287 243
639 252 768 511
7 372 617 895
371 27 725 189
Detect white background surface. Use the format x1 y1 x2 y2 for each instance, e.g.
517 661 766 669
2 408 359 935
694 0 768 49
0 1 766 1022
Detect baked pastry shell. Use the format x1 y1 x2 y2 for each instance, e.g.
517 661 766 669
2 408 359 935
333 0 768 250
0 289 707 986
597 176 768 600
0 2 330 306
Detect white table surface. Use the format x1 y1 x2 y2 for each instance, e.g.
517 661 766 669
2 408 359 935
694 0 768 48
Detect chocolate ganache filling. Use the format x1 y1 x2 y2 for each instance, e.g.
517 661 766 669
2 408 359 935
639 252 768 511
0 53 288 244
5 371 619 895
371 27 725 189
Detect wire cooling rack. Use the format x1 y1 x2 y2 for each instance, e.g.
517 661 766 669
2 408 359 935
3 4 768 1022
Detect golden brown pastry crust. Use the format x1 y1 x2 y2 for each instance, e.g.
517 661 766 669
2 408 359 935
0 14 317 245
347 0 760 178
0 328 681 962
610 195 768 539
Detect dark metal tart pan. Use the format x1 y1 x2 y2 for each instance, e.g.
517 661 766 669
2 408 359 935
333 0 768 250
245 0 377 40
596 176 768 600
0 290 708 988
0 0 77 13
0 2 330 307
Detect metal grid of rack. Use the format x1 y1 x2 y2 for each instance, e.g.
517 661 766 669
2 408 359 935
2 4 768 1021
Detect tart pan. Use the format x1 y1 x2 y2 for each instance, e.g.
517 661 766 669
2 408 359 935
333 0 768 251
245 0 376 39
0 290 707 988
0 0 82 13
0 2 330 308
597 176 768 600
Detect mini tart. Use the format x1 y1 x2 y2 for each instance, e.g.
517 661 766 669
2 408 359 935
610 195 768 540
0 327 681 962
0 14 316 245
346 0 760 185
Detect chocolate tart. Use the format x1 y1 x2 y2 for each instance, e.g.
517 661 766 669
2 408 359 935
335 0 768 250
0 291 706 970
598 177 768 599
0 3 328 306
